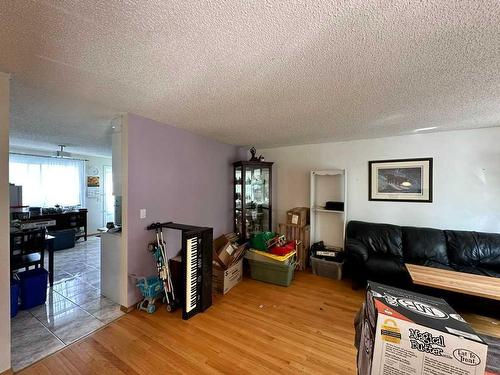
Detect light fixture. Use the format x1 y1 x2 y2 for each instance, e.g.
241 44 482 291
414 127 438 133
55 145 72 158
110 116 121 131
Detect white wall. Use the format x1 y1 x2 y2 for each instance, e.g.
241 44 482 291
0 72 11 371
261 127 500 234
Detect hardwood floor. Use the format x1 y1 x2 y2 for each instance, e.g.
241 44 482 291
462 312 500 338
19 272 500 374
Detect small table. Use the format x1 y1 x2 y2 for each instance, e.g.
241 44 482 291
405 263 500 301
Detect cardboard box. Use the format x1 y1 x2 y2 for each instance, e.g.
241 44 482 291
216 240 235 268
286 207 310 226
213 234 238 269
357 281 488 375
213 233 247 269
212 258 243 294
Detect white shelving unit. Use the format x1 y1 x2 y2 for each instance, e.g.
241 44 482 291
310 169 347 250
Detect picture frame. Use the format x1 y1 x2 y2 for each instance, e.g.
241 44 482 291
87 176 100 188
368 158 433 202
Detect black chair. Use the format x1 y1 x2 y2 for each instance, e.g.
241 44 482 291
10 228 46 275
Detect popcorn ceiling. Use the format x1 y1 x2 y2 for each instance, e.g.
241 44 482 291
1 0 499 154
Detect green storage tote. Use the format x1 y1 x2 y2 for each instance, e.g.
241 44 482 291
246 258 296 286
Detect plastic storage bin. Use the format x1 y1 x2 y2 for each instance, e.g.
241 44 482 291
246 258 296 286
17 268 48 309
10 280 19 318
245 249 296 265
48 228 76 251
310 255 343 280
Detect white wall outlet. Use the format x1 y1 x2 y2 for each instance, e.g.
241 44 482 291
140 209 147 219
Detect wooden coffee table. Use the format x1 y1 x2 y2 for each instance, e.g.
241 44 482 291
405 263 500 301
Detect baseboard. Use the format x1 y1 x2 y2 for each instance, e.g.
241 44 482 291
120 303 136 313
120 305 132 313
120 297 144 313
0 368 13 375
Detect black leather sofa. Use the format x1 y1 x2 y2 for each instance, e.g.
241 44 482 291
345 220 500 287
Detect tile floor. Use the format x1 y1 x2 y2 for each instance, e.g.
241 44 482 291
11 236 124 371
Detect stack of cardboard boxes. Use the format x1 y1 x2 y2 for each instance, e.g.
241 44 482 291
212 233 246 295
278 207 310 270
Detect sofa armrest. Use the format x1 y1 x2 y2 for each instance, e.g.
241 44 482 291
346 239 369 262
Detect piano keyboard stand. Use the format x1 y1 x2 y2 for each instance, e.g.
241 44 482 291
147 222 213 320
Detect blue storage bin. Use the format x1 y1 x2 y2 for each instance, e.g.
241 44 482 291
48 229 76 251
17 268 48 309
10 280 19 318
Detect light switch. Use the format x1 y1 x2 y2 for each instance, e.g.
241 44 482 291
140 209 147 219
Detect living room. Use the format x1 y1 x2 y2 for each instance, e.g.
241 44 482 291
0 1 499 374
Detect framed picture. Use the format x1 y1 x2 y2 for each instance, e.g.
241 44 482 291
87 176 100 187
369 158 433 202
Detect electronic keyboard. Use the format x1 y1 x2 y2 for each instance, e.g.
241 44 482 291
159 222 213 320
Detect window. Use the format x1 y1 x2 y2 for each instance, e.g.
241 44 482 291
9 154 86 208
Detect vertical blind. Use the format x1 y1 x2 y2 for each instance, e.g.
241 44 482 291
9 154 86 208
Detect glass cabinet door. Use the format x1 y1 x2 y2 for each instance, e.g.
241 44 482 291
244 166 270 238
234 166 243 237
234 161 273 241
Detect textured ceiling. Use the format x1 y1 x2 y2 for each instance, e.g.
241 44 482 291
9 79 117 157
1 0 500 149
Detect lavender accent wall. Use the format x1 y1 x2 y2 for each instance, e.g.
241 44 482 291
126 113 239 305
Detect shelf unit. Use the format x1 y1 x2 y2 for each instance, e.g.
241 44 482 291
310 169 347 250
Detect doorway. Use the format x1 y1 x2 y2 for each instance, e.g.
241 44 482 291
103 165 114 226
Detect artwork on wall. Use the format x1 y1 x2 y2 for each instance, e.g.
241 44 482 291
87 176 100 198
369 158 433 202
87 176 100 187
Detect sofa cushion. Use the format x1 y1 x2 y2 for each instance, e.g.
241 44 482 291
450 264 485 276
402 226 449 266
345 239 369 262
417 260 454 271
365 255 409 284
475 232 500 270
445 230 500 270
445 230 479 266
346 221 403 257
449 264 500 278
476 267 500 278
